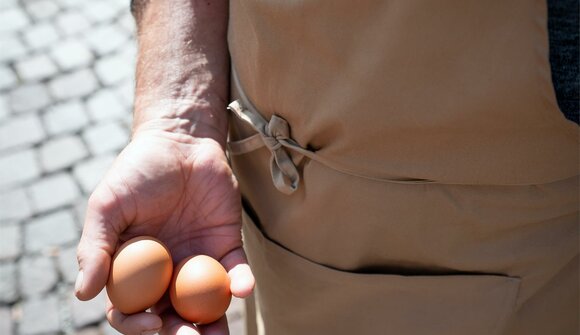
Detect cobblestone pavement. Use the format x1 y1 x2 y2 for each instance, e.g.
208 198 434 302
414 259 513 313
0 1 246 334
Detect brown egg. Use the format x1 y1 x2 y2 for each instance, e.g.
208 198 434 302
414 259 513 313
170 255 232 324
106 236 173 314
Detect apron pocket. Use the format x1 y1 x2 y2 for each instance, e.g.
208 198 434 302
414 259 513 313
242 210 521 335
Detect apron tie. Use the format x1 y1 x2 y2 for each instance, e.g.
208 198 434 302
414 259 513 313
228 100 316 195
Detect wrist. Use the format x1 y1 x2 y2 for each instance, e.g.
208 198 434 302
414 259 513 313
132 98 229 147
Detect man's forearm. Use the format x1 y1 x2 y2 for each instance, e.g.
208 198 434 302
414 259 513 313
131 0 229 145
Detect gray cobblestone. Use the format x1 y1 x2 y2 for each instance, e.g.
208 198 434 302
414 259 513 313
0 8 30 34
24 0 61 21
28 173 81 212
81 2 118 24
0 149 41 190
0 308 13 335
22 21 61 51
0 188 32 221
83 122 128 155
0 114 47 152
114 80 135 109
25 210 78 253
85 25 128 56
43 100 90 135
15 54 59 82
55 10 90 36
39 135 89 172
57 245 78 284
0 96 8 121
94 52 133 86
71 289 106 328
9 83 51 113
0 35 27 63
0 66 18 91
19 294 61 335
51 39 94 71
87 89 126 122
0 0 18 9
73 154 115 193
49 69 99 100
118 12 136 35
19 255 58 297
0 262 18 303
0 223 22 261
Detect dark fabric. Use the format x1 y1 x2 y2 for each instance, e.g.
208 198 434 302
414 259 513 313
548 0 579 124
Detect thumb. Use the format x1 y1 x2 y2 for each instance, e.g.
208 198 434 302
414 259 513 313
75 185 125 301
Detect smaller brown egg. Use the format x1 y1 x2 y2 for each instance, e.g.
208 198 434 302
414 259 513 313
106 236 173 314
170 255 232 324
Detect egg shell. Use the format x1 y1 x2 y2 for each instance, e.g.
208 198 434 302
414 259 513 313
170 255 232 324
106 236 173 314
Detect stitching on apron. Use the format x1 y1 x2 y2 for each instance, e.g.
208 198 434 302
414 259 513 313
227 68 435 194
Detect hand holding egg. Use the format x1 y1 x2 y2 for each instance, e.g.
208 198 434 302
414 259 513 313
106 236 233 325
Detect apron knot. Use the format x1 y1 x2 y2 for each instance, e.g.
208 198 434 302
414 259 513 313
228 100 308 195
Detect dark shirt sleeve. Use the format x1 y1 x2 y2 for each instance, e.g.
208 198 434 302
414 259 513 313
547 0 579 124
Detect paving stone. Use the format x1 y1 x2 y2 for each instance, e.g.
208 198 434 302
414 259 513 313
25 210 78 253
0 0 18 10
22 21 61 51
0 188 32 221
0 262 18 303
87 89 126 122
9 83 51 113
94 53 133 86
0 35 27 63
49 69 99 100
51 39 94 71
0 149 41 190
24 0 61 20
0 114 46 152
113 80 134 109
0 8 30 34
19 255 58 297
0 307 13 335
83 122 128 155
19 294 61 335
15 54 59 82
56 10 91 36
0 96 8 121
57 245 78 284
73 154 115 193
74 197 88 226
71 289 106 328
39 135 89 172
28 173 81 212
81 2 118 24
0 66 18 91
85 24 128 56
118 12 136 35
43 100 90 135
0 223 22 261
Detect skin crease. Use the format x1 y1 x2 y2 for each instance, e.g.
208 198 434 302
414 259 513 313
75 1 254 335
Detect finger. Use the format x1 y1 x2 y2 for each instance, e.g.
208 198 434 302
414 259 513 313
198 315 229 335
76 183 125 301
106 296 162 335
159 310 200 335
220 247 255 298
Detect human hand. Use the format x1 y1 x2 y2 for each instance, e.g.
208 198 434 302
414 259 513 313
75 126 254 335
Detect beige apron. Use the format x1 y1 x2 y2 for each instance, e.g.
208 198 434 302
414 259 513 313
226 1 579 334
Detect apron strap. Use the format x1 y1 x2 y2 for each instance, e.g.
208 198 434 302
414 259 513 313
227 67 435 194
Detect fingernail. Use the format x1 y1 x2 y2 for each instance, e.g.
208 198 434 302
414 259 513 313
74 270 84 296
141 329 160 335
